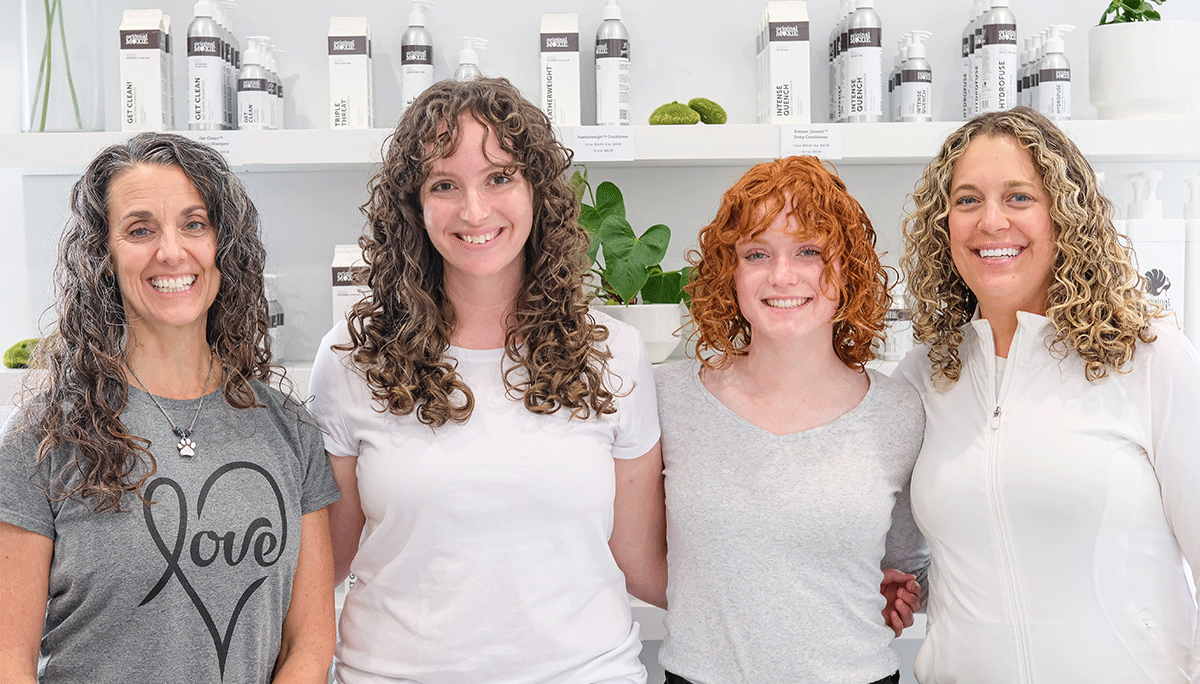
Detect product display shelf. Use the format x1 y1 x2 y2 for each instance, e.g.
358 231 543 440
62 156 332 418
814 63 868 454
3 119 1198 174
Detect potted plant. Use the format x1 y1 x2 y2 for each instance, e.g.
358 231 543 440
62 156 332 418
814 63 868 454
572 167 691 362
1089 0 1200 119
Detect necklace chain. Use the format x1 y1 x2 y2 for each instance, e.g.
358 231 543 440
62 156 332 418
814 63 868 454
126 351 216 458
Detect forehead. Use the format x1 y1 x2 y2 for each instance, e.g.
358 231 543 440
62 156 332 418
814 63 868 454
953 133 1041 182
107 164 203 212
428 112 513 166
740 202 827 244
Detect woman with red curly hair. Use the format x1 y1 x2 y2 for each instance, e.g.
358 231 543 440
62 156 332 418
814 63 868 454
652 156 928 684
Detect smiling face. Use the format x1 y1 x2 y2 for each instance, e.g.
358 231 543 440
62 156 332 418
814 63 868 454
107 164 220 342
948 134 1057 320
420 113 535 296
733 208 840 348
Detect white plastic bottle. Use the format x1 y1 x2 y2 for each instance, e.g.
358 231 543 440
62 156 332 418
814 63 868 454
214 3 236 129
889 36 906 122
1037 25 1073 120
845 0 883 123
979 0 1017 113
970 0 985 117
835 0 852 122
1016 37 1031 108
1027 32 1044 112
595 0 631 126
401 1 435 114
900 30 933 123
961 6 976 119
828 8 841 122
236 36 271 130
1122 170 1187 329
186 1 224 130
453 37 487 81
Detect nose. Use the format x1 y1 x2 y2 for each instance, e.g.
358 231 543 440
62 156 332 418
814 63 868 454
769 255 801 286
156 227 186 264
459 186 490 225
978 199 1009 234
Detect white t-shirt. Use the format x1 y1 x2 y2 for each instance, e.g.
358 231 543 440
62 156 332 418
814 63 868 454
308 311 660 684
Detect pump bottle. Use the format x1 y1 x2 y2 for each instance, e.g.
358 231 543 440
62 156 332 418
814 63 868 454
845 0 883 123
1122 170 1187 329
237 36 271 130
900 31 932 123
834 0 852 122
961 2 980 119
453 37 487 81
595 0 631 126
187 1 224 130
979 0 1017 113
1017 37 1032 108
1037 25 1073 120
401 1 435 114
970 0 985 117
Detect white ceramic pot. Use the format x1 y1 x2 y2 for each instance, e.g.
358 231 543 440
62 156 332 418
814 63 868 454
595 302 685 364
1089 21 1200 119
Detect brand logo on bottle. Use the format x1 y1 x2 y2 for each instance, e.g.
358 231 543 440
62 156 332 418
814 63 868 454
121 30 161 50
848 27 882 48
403 45 433 64
984 24 1018 45
595 38 628 59
1145 268 1172 296
189 37 219 55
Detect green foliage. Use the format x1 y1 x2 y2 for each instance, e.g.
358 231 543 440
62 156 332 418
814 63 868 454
1100 0 1165 24
648 101 701 125
687 97 728 125
571 168 691 305
3 338 38 369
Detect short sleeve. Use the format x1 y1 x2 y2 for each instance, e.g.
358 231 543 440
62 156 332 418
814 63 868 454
602 318 661 460
295 404 341 514
307 325 360 459
0 409 56 539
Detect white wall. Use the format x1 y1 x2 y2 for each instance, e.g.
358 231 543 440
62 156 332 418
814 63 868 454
5 0 1200 364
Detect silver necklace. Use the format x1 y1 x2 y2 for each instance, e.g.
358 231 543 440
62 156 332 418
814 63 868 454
126 352 216 457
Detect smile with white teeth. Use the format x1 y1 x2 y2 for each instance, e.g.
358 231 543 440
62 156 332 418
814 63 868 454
458 229 500 245
978 246 1022 259
150 275 196 293
765 297 810 309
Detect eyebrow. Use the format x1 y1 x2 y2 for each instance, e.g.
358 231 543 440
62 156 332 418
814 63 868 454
116 205 209 223
951 180 1038 195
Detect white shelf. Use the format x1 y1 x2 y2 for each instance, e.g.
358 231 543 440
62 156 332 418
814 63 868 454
1 119 1195 174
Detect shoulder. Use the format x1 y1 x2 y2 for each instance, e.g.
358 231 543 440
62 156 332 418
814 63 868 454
653 358 697 387
588 309 643 355
893 345 933 396
1133 320 1200 383
247 380 321 440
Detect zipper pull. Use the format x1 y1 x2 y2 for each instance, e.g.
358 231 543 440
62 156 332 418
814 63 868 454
991 406 1001 429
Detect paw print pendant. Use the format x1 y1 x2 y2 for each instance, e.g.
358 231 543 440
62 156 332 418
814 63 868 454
178 436 196 457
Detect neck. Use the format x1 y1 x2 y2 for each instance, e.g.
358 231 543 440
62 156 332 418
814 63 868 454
444 271 522 350
124 328 219 399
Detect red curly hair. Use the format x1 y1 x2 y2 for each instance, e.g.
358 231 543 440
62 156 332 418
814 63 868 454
686 156 891 370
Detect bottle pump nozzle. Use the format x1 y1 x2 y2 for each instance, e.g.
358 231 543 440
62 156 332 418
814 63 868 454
603 0 623 21
408 1 434 27
1044 24 1074 54
458 37 487 65
907 30 932 58
1128 170 1164 221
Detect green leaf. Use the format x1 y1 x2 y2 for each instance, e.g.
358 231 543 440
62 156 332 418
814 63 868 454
594 181 626 219
641 268 683 304
605 262 651 304
579 203 603 235
637 224 671 266
599 215 637 259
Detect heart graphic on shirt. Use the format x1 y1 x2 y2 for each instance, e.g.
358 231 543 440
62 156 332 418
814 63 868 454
140 461 287 678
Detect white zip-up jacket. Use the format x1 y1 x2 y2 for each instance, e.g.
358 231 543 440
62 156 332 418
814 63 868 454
897 311 1200 683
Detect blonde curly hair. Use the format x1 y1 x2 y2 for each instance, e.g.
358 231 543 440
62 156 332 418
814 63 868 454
902 106 1156 390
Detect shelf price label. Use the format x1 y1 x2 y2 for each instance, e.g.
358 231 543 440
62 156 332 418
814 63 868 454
781 125 842 160
569 127 635 162
181 131 244 167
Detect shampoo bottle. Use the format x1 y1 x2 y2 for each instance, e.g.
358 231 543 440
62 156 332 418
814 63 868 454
845 0 883 123
979 0 1017 113
889 36 906 122
1122 170 1187 329
1037 25 1073 120
835 0 852 122
962 2 980 119
971 0 985 117
595 0 631 126
401 1 435 114
899 30 932 123
186 1 224 130
236 36 271 130
453 37 487 81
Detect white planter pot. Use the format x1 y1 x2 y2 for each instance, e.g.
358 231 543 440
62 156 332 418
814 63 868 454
595 302 685 364
1089 21 1200 119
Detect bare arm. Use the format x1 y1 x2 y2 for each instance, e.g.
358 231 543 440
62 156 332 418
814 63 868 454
609 441 668 609
327 452 365 585
0 521 52 684
272 508 335 683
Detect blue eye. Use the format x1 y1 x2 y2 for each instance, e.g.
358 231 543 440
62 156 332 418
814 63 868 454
744 251 768 261
799 247 822 258
955 195 979 206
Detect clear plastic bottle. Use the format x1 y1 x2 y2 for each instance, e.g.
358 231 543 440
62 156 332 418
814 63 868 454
595 0 631 126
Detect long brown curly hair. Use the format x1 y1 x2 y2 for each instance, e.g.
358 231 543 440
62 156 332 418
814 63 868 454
686 156 891 370
341 77 616 426
23 132 278 512
902 106 1155 389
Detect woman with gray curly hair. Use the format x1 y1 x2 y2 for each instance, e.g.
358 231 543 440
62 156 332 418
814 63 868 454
897 106 1200 682
0 133 340 683
306 77 664 683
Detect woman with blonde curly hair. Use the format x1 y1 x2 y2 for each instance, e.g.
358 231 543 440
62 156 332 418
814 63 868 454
652 156 928 684
897 106 1200 682
306 77 664 683
0 133 339 683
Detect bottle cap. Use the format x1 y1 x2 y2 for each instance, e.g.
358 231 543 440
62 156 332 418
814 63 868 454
408 1 433 27
855 0 874 9
1044 25 1074 54
907 30 931 59
459 36 487 65
194 0 213 17
603 0 622 21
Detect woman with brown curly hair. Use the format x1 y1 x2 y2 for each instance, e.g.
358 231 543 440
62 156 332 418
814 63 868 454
0 133 340 683
306 78 664 683
897 106 1200 682
653 156 927 684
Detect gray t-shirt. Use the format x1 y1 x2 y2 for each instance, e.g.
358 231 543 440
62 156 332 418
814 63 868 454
0 380 340 684
654 360 928 684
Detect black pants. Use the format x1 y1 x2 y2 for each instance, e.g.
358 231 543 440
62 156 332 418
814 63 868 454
665 671 900 684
